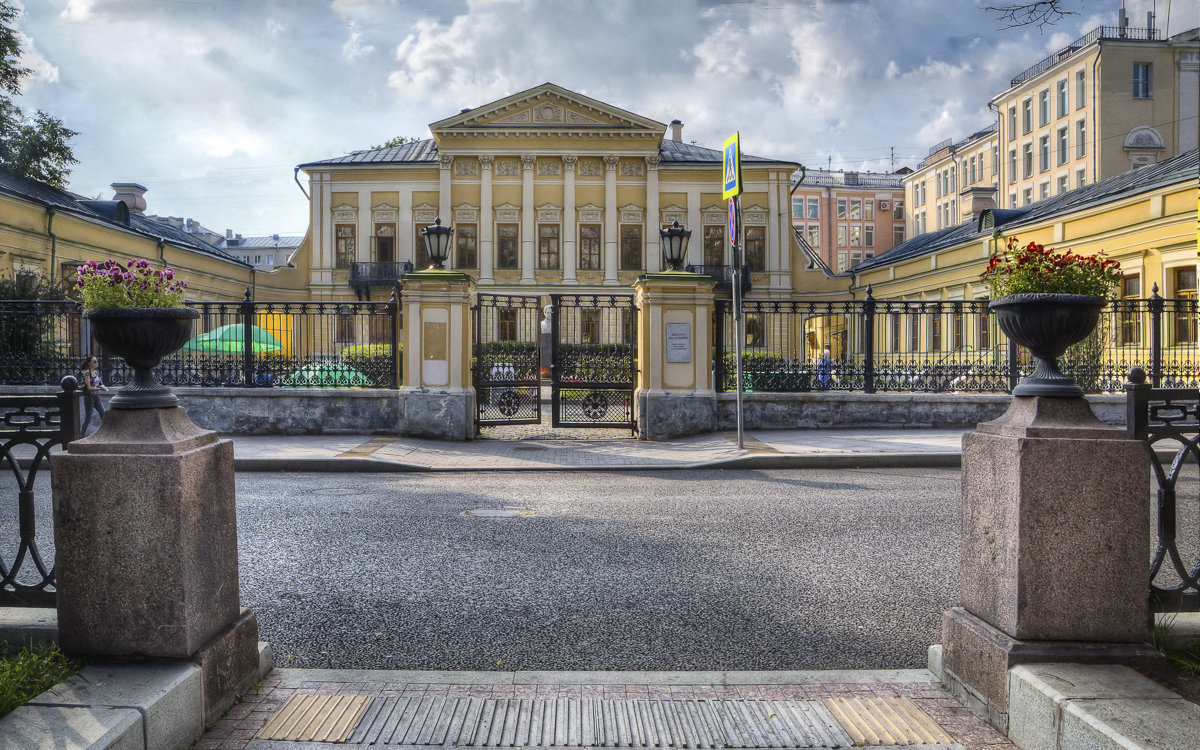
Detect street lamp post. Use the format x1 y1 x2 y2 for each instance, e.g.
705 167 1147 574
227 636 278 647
659 220 692 271
421 217 454 270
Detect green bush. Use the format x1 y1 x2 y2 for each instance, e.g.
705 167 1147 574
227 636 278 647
340 344 400 381
0 271 70 359
0 642 82 719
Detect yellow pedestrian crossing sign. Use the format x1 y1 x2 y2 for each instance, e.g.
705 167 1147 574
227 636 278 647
722 132 742 200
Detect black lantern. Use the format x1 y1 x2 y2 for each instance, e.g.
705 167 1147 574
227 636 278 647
421 217 454 269
659 220 692 271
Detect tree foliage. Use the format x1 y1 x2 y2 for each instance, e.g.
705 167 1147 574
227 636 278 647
372 135 420 150
0 1 76 187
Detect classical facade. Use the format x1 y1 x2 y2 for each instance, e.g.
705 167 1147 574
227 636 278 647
904 125 1000 240
295 83 838 301
789 169 906 273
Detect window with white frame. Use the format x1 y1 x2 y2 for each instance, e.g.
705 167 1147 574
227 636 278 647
1022 98 1032 133
538 224 560 269
1057 175 1068 194
1076 167 1086 188
1038 89 1049 126
1039 135 1050 172
579 224 601 270
837 198 847 220
1057 79 1068 118
1008 106 1016 140
703 226 724 266
1075 69 1085 109
807 197 819 219
1057 127 1068 165
1133 63 1152 99
1076 119 1086 158
864 225 874 247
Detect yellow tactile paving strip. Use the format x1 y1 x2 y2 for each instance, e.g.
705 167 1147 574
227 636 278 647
337 437 398 458
256 694 370 742
822 696 955 746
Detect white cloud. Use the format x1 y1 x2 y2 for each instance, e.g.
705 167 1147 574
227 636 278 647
342 23 374 60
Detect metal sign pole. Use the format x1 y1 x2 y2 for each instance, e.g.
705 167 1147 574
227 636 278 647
732 194 745 450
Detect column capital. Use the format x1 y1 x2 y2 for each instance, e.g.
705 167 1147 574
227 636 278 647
521 154 537 168
645 155 661 170
603 155 620 170
562 154 578 168
438 154 454 169
478 155 495 168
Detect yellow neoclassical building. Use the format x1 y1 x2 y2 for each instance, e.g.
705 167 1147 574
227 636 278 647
295 83 842 302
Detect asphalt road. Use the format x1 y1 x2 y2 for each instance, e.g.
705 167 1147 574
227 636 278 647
233 467 962 672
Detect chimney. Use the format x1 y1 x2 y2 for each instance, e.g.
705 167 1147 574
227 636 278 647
670 119 683 142
110 183 148 214
226 229 233 240
962 186 997 222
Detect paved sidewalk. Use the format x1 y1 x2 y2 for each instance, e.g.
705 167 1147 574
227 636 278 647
198 667 1015 750
227 428 967 472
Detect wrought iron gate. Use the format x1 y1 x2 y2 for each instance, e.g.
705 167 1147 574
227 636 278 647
550 294 638 433
474 294 543 429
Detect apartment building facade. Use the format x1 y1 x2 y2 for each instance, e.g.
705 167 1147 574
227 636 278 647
903 125 1000 240
790 169 906 273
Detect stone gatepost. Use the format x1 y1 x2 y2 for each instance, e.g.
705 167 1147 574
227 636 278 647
399 269 475 440
50 407 262 725
940 396 1157 730
633 272 718 440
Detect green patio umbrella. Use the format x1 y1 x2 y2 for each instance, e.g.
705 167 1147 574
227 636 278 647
282 363 373 388
181 324 284 354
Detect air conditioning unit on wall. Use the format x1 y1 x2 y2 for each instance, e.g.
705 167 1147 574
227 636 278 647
878 200 890 211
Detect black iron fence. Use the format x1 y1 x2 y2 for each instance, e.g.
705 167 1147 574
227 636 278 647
716 291 1198 394
0 293 401 389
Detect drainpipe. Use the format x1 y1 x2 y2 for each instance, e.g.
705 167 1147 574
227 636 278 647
1091 46 1101 178
46 207 57 282
293 167 309 200
157 239 166 265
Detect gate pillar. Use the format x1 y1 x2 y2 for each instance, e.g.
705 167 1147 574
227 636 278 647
633 272 717 440
399 270 475 440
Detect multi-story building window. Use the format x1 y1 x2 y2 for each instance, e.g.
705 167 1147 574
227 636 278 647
1022 143 1033 178
579 224 601 270
1174 267 1197 344
849 198 861 220
849 225 862 247
1010 192 1018 208
1007 106 1017 140
1076 119 1086 158
703 226 724 266
807 197 819 219
374 223 395 263
1023 187 1033 205
1057 175 1069 194
1056 79 1068 118
837 225 847 246
992 146 999 175
1039 181 1050 200
1022 98 1032 134
1075 69 1086 109
864 200 874 220
745 226 766 271
1057 127 1068 165
791 199 804 220
893 225 904 246
1119 275 1141 345
864 225 874 247
1133 63 1153 99
1009 148 1017 181
498 309 517 341
538 224 559 269
335 225 355 269
1038 88 1050 126
619 225 642 270
892 200 903 221
836 198 847 220
497 224 519 268
1076 167 1087 188
455 224 477 268
1039 135 1050 172
806 224 819 247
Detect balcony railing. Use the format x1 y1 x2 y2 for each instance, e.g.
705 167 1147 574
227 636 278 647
349 261 413 288
684 264 752 295
1011 25 1159 87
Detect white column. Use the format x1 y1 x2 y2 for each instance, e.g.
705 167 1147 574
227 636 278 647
438 154 453 223
766 172 781 288
358 189 372 263
1178 51 1199 152
562 155 577 282
479 155 494 283
645 155 661 273
398 188 414 265
603 155 619 284
686 189 702 267
521 154 536 284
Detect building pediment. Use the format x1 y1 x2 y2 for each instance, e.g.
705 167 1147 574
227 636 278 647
430 82 666 137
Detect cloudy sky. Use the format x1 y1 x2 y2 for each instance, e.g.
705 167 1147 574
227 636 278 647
12 0 1194 236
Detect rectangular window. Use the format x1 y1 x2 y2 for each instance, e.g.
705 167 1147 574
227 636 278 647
1076 119 1086 158
1007 106 1016 140
745 226 766 271
1039 89 1049 126
1076 167 1086 188
455 224 477 268
806 224 819 247
620 308 633 345
537 224 559 269
992 146 999 175
930 314 942 351
1039 135 1050 172
335 225 355 269
837 225 847 247
1057 79 1068 118
580 309 600 345
836 198 847 220
953 311 964 350
807 197 819 219
1022 143 1033 178
791 199 804 220
864 225 874 247
864 200 874 220
703 226 724 266
1023 187 1033 205
1075 69 1086 108
336 306 354 343
579 224 601 270
1120 275 1141 345
414 226 428 268
893 225 904 246
1133 63 1152 99
1057 127 1068 165
375 223 395 263
498 309 517 342
893 199 903 221
891 313 902 352
978 310 990 350
849 226 862 247
496 224 519 269
849 198 861 220
619 225 642 270
1174 267 1197 345
1057 175 1069 194
1039 181 1050 200
909 315 920 351
1010 192 1017 208
745 313 764 348
837 251 847 272
1022 98 1032 134
1009 148 1017 181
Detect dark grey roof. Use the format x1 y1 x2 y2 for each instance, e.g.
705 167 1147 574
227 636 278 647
0 169 249 268
300 136 796 169
298 139 439 167
849 149 1199 276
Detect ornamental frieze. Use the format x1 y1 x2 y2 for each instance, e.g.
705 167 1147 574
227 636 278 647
496 160 520 176
332 203 357 223
620 162 643 177
372 203 398 223
537 160 562 176
454 161 478 176
578 160 602 176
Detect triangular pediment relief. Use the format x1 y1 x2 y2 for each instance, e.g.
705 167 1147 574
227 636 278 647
660 204 687 214
431 83 665 134
577 203 603 212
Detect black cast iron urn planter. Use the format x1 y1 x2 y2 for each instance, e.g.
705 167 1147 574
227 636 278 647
989 293 1106 398
83 307 200 409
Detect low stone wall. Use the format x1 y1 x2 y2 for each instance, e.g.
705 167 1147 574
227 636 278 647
177 388 401 435
716 392 1127 430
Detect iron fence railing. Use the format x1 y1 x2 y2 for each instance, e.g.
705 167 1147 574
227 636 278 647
715 290 1198 394
0 292 402 389
1011 25 1159 86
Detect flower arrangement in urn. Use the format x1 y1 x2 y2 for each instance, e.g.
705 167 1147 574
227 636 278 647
78 259 199 410
983 238 1122 398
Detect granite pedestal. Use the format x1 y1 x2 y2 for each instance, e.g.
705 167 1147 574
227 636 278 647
941 396 1156 730
50 407 261 723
